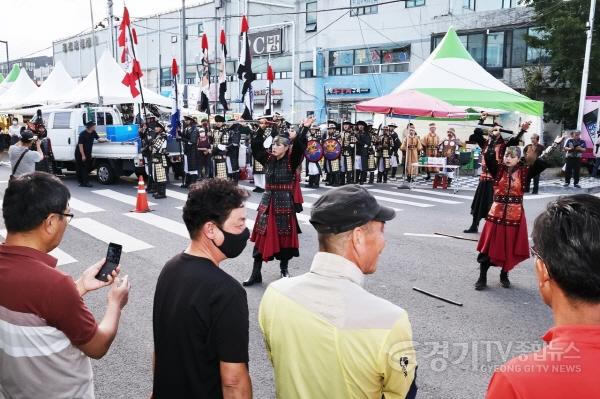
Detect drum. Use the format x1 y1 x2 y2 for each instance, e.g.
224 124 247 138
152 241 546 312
323 138 342 161
304 140 324 162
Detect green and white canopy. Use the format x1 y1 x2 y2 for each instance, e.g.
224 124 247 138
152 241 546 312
393 27 543 116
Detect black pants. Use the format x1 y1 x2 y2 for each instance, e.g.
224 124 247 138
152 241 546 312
75 157 92 185
565 158 581 185
526 174 540 193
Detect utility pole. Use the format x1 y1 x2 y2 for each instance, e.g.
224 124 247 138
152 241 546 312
181 0 188 108
107 0 116 58
576 0 596 131
0 40 8 73
89 0 102 105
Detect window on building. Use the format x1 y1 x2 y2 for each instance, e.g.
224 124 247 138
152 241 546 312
406 0 425 8
463 0 476 10
306 2 317 32
160 67 173 87
381 47 410 63
300 61 314 78
329 49 354 76
526 28 550 64
197 22 204 36
486 31 505 68
511 28 527 67
350 5 378 16
465 33 485 64
502 0 515 8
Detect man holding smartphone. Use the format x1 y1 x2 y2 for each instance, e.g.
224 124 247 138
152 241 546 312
0 172 130 399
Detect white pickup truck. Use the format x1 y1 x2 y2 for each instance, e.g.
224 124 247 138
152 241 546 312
43 107 146 184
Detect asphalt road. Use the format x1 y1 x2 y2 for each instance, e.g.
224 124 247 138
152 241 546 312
0 166 581 399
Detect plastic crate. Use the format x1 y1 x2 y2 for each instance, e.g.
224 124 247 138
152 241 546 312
106 125 139 142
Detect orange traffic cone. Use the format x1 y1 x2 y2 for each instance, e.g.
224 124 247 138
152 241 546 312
132 175 151 213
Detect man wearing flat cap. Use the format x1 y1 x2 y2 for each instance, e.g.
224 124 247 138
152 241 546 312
259 185 418 399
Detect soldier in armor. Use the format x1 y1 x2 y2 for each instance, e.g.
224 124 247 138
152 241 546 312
226 117 249 184
323 121 341 186
367 125 378 184
151 123 169 199
376 126 394 183
251 115 274 193
355 121 370 185
389 122 401 181
140 122 156 193
422 122 441 180
401 128 423 182
340 121 356 185
211 115 230 180
243 117 313 287
196 125 212 180
305 123 323 188
180 116 199 188
439 127 461 185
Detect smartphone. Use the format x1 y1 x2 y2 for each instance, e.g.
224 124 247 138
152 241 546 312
95 243 122 282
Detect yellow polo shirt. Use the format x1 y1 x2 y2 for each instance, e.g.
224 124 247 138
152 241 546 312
259 252 417 399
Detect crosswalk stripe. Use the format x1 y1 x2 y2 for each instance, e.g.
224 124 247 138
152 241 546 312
69 197 105 213
403 233 448 239
321 184 373 189
93 189 157 206
69 218 153 253
165 189 189 201
245 201 312 224
410 188 473 200
125 213 189 238
306 192 430 208
369 189 462 204
523 194 558 200
0 229 77 265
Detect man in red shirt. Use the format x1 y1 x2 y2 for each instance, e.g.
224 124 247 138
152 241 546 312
486 194 600 398
0 172 130 399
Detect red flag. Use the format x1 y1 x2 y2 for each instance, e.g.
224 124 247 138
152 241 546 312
267 63 275 82
201 33 209 50
171 58 179 77
118 6 143 98
240 15 249 33
220 29 227 45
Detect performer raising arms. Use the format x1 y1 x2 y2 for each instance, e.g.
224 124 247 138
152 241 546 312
464 117 530 233
243 117 313 287
474 135 564 290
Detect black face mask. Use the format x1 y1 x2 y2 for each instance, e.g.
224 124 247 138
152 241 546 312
213 226 250 259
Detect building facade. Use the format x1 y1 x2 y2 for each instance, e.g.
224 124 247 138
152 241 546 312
52 0 545 122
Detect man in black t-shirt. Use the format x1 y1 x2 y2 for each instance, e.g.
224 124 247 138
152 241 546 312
75 121 107 187
153 179 252 399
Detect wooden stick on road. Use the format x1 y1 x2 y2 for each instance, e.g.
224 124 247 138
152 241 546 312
412 286 464 307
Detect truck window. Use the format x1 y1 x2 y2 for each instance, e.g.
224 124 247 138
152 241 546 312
53 112 71 129
96 112 105 126
105 113 114 125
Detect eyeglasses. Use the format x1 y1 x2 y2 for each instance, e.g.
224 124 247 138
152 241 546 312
58 212 74 223
530 246 552 278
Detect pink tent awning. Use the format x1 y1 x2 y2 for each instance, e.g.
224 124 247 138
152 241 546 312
355 89 466 118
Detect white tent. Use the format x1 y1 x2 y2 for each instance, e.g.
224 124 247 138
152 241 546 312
57 51 171 108
19 62 77 107
0 69 39 110
0 65 21 96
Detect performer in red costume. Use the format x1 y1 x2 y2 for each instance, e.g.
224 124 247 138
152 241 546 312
475 135 564 290
243 117 313 286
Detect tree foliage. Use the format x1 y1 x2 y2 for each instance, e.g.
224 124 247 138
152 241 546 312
521 0 600 127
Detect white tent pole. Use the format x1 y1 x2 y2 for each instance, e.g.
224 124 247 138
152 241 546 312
89 0 103 106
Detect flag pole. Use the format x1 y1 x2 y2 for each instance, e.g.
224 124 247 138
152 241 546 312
268 54 272 116
125 23 147 122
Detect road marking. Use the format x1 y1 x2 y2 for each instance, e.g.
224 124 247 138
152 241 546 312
410 188 473 200
369 189 462 204
403 233 449 238
165 189 189 201
303 193 403 211
69 197 105 213
523 193 559 200
126 211 255 235
321 184 373 189
0 229 77 265
69 218 153 252
93 189 157 206
245 201 312 224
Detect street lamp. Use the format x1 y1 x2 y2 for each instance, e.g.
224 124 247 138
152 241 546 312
0 40 9 74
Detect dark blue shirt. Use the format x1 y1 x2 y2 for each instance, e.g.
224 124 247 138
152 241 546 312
76 130 99 158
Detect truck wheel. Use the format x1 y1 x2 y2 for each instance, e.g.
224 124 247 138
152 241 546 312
97 162 116 185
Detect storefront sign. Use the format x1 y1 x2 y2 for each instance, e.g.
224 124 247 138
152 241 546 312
326 88 371 95
350 0 379 6
248 29 283 56
254 89 283 96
